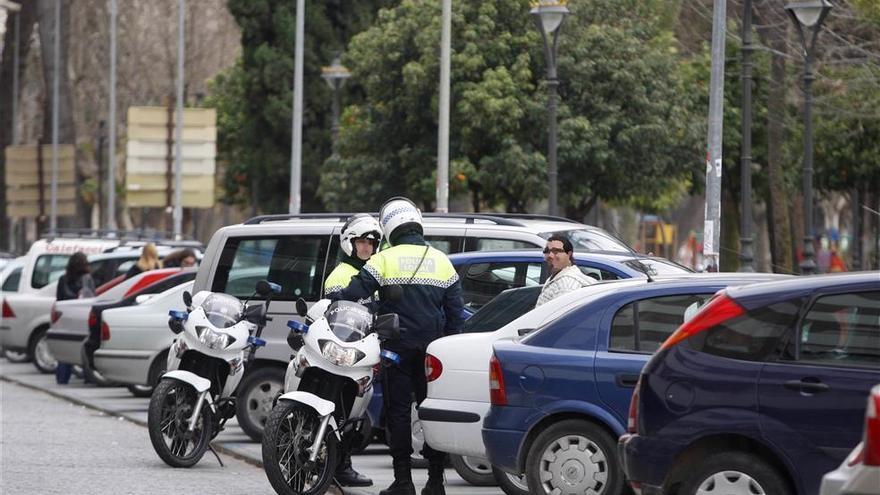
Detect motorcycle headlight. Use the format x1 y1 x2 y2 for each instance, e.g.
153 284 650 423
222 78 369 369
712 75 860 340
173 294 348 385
319 340 365 366
196 326 235 350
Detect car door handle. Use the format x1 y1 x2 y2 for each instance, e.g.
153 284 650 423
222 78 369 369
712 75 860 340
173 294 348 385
616 373 640 388
783 379 830 394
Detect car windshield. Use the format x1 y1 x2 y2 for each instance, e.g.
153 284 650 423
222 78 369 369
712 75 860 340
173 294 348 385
542 229 633 253
624 258 692 276
325 301 372 343
201 293 244 329
463 286 542 333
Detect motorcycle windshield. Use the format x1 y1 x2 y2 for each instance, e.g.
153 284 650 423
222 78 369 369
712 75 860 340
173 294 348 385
325 301 372 343
201 293 244 329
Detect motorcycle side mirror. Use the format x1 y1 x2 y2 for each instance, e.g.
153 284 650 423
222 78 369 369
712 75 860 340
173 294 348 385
373 313 400 340
295 298 308 317
244 304 264 324
379 284 404 303
182 291 192 307
255 280 271 297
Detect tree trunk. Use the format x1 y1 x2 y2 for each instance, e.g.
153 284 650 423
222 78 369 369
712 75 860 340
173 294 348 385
0 1 39 249
756 2 794 274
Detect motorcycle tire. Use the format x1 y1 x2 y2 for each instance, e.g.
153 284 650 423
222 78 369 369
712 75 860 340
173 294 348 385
262 401 339 495
147 378 214 468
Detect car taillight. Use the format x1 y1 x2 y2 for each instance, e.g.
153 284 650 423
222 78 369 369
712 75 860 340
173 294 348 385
627 377 641 434
489 354 507 406
661 293 745 349
50 304 62 324
425 354 443 382
864 387 880 466
88 310 97 329
101 321 111 341
3 299 15 318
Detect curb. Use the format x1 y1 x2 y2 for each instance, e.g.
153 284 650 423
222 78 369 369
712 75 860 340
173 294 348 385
0 374 264 468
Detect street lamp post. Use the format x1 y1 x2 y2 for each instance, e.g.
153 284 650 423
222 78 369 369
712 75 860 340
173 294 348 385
786 0 833 275
738 0 755 272
531 0 569 217
321 55 350 153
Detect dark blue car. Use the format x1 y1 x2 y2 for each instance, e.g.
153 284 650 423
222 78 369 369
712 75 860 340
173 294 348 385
619 272 880 495
481 274 783 495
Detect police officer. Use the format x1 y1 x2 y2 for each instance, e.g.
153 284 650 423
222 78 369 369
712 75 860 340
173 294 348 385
329 197 464 495
325 213 383 487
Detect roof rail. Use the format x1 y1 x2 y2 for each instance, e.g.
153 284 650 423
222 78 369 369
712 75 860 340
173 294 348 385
243 213 360 225
243 212 574 227
422 213 524 226
41 229 202 246
478 213 580 224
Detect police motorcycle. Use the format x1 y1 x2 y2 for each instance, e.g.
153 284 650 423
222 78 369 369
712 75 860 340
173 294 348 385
148 280 280 468
261 294 402 495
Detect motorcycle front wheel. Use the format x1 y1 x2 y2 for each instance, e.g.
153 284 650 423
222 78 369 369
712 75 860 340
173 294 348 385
262 401 338 495
147 378 213 468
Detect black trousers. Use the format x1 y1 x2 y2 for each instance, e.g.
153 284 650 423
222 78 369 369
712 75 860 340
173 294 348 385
382 346 445 466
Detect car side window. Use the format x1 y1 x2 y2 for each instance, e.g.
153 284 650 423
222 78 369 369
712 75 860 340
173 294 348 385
690 299 803 361
577 265 619 281
796 291 880 369
460 262 535 310
31 254 70 289
475 238 538 251
2 267 22 292
610 294 711 353
212 236 329 301
424 236 464 254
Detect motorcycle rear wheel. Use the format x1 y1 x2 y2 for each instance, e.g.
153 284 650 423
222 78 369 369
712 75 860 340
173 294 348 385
147 378 213 468
262 401 338 495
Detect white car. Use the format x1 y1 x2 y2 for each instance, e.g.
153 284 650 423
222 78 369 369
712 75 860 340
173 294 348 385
820 383 880 495
93 281 194 397
1 239 199 373
1 257 29 362
420 279 647 484
46 268 194 382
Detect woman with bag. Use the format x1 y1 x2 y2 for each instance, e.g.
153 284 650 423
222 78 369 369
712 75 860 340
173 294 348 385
54 252 96 384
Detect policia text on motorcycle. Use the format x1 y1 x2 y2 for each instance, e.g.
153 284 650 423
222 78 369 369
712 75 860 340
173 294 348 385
329 197 465 495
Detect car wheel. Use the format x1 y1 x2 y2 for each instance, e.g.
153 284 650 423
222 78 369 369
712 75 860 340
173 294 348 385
127 384 154 398
493 466 529 495
29 326 57 374
2 347 30 363
450 454 495 486
235 366 285 442
525 419 623 495
679 451 790 495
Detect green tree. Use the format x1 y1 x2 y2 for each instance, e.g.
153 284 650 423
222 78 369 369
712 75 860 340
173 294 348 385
214 0 394 214
321 0 703 214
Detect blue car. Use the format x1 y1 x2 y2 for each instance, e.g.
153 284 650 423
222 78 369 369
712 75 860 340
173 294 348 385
619 272 880 495
482 274 785 495
369 250 691 450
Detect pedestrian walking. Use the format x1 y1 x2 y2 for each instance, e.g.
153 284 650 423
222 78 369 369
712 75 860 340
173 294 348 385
535 234 595 307
54 252 96 384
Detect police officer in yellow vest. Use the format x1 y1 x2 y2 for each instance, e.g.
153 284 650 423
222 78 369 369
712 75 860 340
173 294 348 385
324 213 382 487
329 197 464 495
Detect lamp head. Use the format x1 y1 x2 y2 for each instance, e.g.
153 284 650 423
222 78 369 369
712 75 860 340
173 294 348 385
785 0 833 28
530 1 570 35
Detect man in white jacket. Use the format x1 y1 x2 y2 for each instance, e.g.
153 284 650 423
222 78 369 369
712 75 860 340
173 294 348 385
535 234 596 307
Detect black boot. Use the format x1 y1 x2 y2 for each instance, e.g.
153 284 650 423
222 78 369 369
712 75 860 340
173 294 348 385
421 459 446 495
335 452 373 487
380 459 415 495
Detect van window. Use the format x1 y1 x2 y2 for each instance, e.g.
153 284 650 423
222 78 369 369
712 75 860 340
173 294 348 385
212 236 330 301
2 267 22 292
475 238 537 251
31 255 71 289
542 229 632 253
425 236 465 254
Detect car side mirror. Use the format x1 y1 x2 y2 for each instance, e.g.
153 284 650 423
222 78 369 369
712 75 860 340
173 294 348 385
379 284 404 303
182 291 192 307
296 298 308 318
374 313 400 340
517 328 534 337
244 304 264 324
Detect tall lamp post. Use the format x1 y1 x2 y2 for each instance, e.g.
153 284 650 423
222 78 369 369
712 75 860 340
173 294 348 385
321 55 350 153
786 0 833 275
531 0 569 217
738 0 755 272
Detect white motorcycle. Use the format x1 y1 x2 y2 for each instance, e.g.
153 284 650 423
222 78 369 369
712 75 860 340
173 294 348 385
148 280 280 468
261 297 401 495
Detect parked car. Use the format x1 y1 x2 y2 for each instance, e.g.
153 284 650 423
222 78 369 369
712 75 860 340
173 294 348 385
619 272 880 495
819 383 880 495
0 237 201 371
481 274 787 495
192 212 634 442
449 250 691 312
93 281 194 397
1 257 29 362
46 268 195 382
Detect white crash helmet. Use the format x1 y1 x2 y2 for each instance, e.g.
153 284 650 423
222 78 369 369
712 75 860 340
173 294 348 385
340 213 382 257
379 196 423 243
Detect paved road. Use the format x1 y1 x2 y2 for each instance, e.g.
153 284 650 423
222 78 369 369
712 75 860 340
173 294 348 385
0 360 505 495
